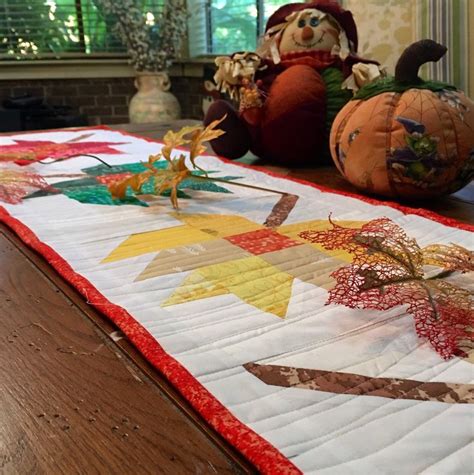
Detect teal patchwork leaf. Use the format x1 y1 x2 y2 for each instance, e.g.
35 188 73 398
64 185 149 207
179 179 232 194
83 161 168 176
160 188 192 199
25 160 243 207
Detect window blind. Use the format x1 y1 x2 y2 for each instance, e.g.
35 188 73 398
188 0 288 56
187 0 210 57
0 0 163 59
211 0 288 53
2 0 292 60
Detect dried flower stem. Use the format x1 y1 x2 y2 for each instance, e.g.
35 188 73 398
192 175 286 195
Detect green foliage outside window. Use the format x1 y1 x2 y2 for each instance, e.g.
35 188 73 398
1 0 72 57
0 0 160 58
210 0 289 54
0 0 289 58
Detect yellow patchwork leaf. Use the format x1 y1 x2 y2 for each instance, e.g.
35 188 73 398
162 271 228 307
164 256 294 318
101 224 216 263
169 213 263 237
135 238 250 281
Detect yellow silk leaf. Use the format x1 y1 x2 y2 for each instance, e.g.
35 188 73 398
109 171 152 199
162 125 202 162
107 118 227 208
155 169 191 209
189 116 226 169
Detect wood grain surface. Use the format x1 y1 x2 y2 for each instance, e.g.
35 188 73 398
0 228 252 474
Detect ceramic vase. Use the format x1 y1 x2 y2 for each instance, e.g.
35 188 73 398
128 72 181 124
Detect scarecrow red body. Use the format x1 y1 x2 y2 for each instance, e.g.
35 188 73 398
204 0 375 166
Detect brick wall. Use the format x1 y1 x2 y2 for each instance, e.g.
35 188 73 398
0 76 205 126
171 75 208 120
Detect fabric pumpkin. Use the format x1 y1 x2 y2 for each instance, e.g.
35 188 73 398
204 0 378 166
331 40 474 199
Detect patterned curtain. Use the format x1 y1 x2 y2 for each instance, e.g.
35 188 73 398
418 0 469 93
342 0 472 97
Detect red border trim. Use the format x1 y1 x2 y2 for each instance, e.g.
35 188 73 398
1 126 472 473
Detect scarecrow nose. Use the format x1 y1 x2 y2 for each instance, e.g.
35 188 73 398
301 26 314 41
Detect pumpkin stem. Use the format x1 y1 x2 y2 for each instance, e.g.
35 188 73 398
395 40 447 85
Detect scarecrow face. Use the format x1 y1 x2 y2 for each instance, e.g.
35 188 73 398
279 10 340 54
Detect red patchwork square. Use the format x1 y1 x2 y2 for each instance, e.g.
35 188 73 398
96 172 132 185
225 228 301 255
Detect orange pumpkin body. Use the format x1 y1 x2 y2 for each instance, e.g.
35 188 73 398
330 88 474 199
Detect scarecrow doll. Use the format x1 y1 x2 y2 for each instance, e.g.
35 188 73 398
204 0 381 165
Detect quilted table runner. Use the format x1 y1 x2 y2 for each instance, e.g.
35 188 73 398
1 127 473 474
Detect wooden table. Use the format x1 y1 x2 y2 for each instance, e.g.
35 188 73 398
1 121 472 474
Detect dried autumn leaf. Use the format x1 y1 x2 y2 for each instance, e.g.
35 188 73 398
107 119 228 209
161 125 201 162
107 158 196 209
0 168 55 204
147 153 163 165
422 243 474 272
158 170 191 209
172 154 189 172
188 116 226 170
299 217 474 360
108 170 153 199
148 167 190 209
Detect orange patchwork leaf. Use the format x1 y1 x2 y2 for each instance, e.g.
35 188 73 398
0 138 126 165
0 168 56 204
300 217 474 360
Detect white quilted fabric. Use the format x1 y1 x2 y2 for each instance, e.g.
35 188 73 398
1 129 473 474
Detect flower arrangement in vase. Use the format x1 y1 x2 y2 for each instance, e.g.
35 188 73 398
96 0 187 123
